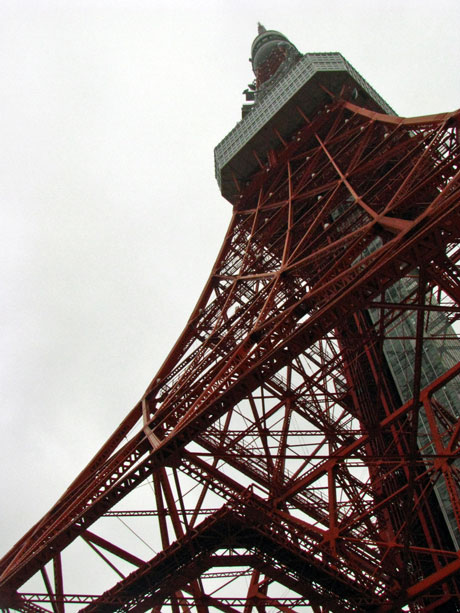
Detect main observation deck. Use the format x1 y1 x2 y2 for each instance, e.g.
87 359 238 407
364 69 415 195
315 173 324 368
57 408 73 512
215 52 394 203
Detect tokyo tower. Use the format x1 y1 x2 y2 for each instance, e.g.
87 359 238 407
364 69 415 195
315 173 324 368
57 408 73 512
1 24 460 612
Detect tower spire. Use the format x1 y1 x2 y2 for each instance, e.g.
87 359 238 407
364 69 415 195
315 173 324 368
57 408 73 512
250 26 301 93
257 22 266 35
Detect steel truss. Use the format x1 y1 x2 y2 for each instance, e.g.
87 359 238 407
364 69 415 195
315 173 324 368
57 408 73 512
1 99 460 612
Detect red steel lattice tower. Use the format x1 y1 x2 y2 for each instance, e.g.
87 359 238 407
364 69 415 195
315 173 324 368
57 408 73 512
1 25 460 612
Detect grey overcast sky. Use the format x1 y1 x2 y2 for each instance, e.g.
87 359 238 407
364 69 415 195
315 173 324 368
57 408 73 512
1 0 460 559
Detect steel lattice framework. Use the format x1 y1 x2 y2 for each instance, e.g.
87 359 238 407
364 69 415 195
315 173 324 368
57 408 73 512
1 96 460 612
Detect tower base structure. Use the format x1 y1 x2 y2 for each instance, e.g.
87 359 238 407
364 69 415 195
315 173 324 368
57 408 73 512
1 29 460 613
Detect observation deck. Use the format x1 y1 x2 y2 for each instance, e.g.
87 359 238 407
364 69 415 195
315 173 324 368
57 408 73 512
215 52 394 203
